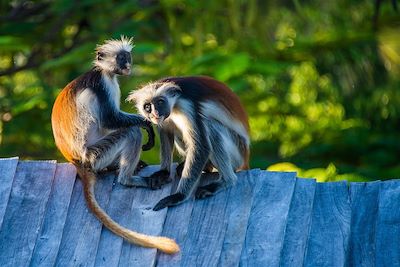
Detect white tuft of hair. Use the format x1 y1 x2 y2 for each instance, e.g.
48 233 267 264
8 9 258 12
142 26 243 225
96 36 134 55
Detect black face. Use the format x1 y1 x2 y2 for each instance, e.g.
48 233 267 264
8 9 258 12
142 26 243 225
143 96 171 124
115 51 132 75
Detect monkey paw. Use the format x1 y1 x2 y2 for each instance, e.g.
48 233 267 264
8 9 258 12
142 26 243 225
195 183 221 199
153 193 186 211
147 169 171 190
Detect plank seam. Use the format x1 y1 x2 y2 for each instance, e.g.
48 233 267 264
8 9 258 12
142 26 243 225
373 181 382 267
276 175 298 267
0 158 19 230
28 162 58 265
301 180 318 267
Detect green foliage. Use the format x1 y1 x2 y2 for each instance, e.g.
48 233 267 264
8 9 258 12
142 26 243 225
0 0 399 182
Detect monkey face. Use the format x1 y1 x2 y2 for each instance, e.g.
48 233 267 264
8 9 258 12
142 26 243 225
115 51 132 75
143 96 171 125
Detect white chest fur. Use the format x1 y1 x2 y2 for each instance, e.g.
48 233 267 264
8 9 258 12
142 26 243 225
103 74 121 109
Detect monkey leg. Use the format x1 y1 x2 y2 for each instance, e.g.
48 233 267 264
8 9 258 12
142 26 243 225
176 160 213 178
143 128 174 190
153 141 210 211
195 123 238 199
85 127 148 187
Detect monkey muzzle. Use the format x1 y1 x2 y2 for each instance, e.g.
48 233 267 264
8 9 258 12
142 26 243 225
120 63 131 75
150 114 165 125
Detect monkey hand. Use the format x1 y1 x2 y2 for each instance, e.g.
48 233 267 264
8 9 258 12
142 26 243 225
153 193 186 211
147 169 172 190
142 120 155 151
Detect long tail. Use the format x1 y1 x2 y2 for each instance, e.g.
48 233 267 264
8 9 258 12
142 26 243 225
75 166 180 254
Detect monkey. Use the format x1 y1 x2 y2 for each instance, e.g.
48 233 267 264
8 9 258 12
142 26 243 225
51 37 179 254
127 76 250 211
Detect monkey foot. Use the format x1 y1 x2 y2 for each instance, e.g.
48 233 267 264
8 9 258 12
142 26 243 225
195 182 221 199
147 169 172 190
153 193 186 211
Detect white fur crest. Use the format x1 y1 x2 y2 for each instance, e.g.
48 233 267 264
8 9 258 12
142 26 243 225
126 81 181 114
93 36 133 72
96 36 133 54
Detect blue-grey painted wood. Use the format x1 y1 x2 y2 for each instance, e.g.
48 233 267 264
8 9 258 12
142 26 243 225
0 160 57 267
93 180 137 267
178 177 231 267
375 179 400 266
348 181 380 267
94 166 172 267
29 163 77 267
280 178 317 267
217 170 258 267
240 171 297 267
304 181 351 267
0 157 18 229
54 172 115 267
118 166 174 267
157 182 195 267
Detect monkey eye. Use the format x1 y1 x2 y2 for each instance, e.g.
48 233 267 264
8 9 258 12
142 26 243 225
157 99 165 105
143 103 151 113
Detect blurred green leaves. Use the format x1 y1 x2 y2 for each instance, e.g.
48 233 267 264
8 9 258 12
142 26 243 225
0 0 399 181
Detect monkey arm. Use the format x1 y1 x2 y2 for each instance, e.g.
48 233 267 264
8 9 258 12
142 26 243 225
98 100 155 150
153 122 210 211
145 128 174 190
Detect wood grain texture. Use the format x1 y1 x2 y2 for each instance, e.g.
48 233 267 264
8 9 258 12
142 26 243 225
217 170 257 267
280 178 317 267
240 171 297 267
156 182 195 267
29 163 77 267
375 179 400 266
304 181 351 267
177 177 231 267
54 171 114 267
0 157 18 229
348 181 380 267
117 166 174 267
0 160 57 267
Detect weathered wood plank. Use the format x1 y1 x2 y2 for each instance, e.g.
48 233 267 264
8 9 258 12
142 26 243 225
54 172 114 267
375 179 400 266
280 178 317 267
348 181 380 267
303 181 351 267
157 181 195 267
117 166 174 267
240 171 297 267
93 181 138 267
177 177 231 267
29 163 77 267
0 157 19 229
0 160 57 267
217 170 258 267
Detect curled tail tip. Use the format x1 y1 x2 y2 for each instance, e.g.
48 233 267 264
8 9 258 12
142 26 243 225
156 237 180 254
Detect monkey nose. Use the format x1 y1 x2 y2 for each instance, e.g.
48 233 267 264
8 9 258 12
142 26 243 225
125 63 131 70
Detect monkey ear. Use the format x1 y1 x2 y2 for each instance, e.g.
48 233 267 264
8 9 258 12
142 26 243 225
166 85 181 97
126 90 139 103
97 51 105 61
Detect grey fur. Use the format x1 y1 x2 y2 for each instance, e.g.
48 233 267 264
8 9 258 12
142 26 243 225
128 81 249 209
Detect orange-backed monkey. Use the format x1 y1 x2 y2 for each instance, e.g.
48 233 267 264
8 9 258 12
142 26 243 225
51 37 179 254
128 76 250 211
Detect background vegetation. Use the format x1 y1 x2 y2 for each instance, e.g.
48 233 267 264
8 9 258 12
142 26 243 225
0 0 399 182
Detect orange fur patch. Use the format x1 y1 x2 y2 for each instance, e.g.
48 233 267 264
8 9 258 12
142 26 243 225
51 81 79 162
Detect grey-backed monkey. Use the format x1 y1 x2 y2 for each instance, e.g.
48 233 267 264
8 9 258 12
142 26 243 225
128 76 250 211
51 37 179 254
